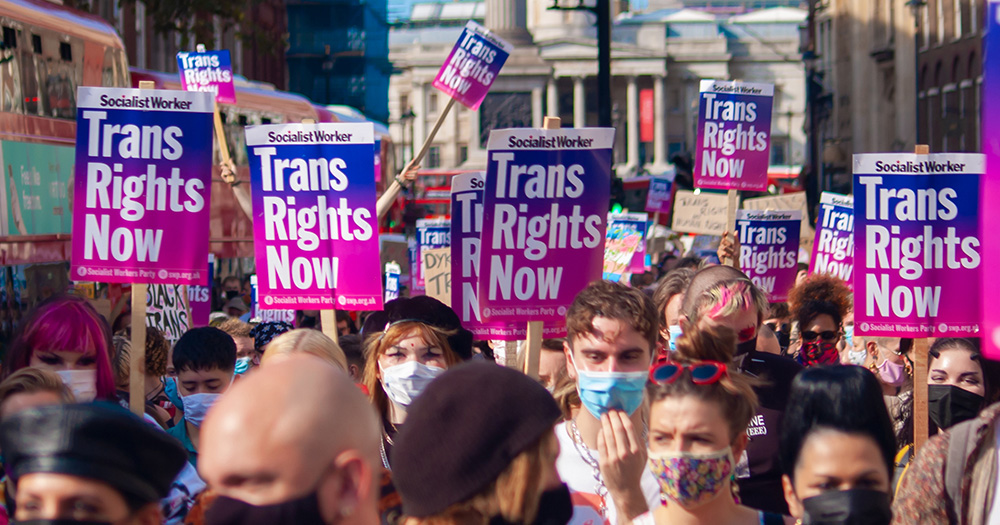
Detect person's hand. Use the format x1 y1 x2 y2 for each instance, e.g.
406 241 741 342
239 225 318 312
717 230 740 267
597 410 648 521
220 159 239 185
397 161 421 183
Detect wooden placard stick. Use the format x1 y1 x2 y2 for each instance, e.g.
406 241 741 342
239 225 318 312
376 97 458 220
522 117 562 379
912 143 930 451
724 189 739 267
127 81 156 416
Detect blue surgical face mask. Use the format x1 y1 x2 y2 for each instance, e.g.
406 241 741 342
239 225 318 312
843 324 854 348
234 356 252 375
573 359 647 418
668 325 683 354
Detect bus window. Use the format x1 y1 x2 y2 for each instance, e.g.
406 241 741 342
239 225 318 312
102 47 129 88
0 24 22 113
20 32 42 116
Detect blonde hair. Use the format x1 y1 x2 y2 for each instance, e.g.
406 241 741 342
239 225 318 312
261 329 348 370
404 431 557 525
363 322 462 420
0 368 74 418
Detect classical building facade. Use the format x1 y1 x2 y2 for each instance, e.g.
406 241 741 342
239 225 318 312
388 0 808 175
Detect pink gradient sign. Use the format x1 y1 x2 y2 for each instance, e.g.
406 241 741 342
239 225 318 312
694 80 773 192
432 21 512 110
810 192 854 286
854 153 984 338
71 87 214 285
176 50 236 104
984 0 1000 359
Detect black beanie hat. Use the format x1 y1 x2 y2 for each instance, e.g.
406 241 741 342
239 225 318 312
363 296 474 360
392 361 561 517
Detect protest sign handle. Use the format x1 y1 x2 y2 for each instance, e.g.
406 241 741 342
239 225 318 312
126 78 155 418
724 189 738 267
214 102 237 185
913 338 929 451
912 143 930 451
521 117 563 379
320 310 338 344
376 98 457 221
129 284 147 417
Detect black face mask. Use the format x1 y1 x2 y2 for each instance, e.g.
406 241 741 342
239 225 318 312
205 491 327 525
801 489 891 525
736 337 757 357
776 330 790 351
928 383 984 430
489 484 573 525
225 290 240 300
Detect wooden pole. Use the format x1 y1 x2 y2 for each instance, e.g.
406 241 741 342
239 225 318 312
522 117 563 379
321 310 338 343
127 79 157 417
912 143 930 451
723 188 739 267
411 97 457 169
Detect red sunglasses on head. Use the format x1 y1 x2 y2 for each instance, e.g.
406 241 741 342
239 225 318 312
649 360 728 385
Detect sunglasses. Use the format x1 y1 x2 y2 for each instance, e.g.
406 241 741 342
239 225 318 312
802 330 839 342
649 361 728 385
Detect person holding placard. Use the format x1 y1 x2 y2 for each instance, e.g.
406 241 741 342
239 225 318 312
555 281 662 525
361 296 473 470
786 275 852 368
680 266 802 515
780 366 896 525
2 295 117 402
644 325 790 525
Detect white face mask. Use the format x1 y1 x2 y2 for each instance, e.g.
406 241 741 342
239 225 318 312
56 369 97 402
380 361 444 406
182 392 222 427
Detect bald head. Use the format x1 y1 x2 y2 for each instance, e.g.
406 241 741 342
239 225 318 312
200 355 379 521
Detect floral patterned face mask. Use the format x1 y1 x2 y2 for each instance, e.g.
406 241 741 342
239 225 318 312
648 446 735 509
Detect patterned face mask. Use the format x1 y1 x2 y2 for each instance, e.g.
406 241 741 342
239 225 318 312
648 446 735 509
798 340 840 367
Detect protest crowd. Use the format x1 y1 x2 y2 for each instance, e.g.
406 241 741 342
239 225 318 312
3 5 1000 525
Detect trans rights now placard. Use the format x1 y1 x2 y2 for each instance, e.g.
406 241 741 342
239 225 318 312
982 0 1000 359
736 209 800 302
245 123 382 311
479 129 614 328
854 153 984 337
694 80 773 192
71 87 214 285
176 50 236 104
433 21 512 110
810 192 854 286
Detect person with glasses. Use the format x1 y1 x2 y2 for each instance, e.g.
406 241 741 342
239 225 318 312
639 324 792 525
787 274 852 368
679 265 802 515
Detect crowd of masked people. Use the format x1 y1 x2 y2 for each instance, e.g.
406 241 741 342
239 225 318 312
0 255 996 525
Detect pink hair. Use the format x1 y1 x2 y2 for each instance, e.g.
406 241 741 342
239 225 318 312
4 295 116 400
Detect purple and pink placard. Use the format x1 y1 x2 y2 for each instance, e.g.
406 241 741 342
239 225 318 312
809 192 854 287
176 50 236 104
187 255 214 327
451 172 561 340
432 21 513 110
694 80 773 192
71 87 214 285
735 209 800 302
854 153 984 338
983 0 1000 359
244 123 382 311
644 171 675 215
478 128 614 330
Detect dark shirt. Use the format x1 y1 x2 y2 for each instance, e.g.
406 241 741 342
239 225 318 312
735 349 802 515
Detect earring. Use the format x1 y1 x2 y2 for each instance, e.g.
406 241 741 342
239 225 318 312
868 359 879 374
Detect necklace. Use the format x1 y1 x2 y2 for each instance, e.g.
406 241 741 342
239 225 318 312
568 419 609 518
380 424 395 470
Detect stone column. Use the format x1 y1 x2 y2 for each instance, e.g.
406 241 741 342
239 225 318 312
573 76 586 128
485 0 533 46
546 79 559 118
413 82 428 152
653 74 667 165
531 86 544 128
626 76 639 169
